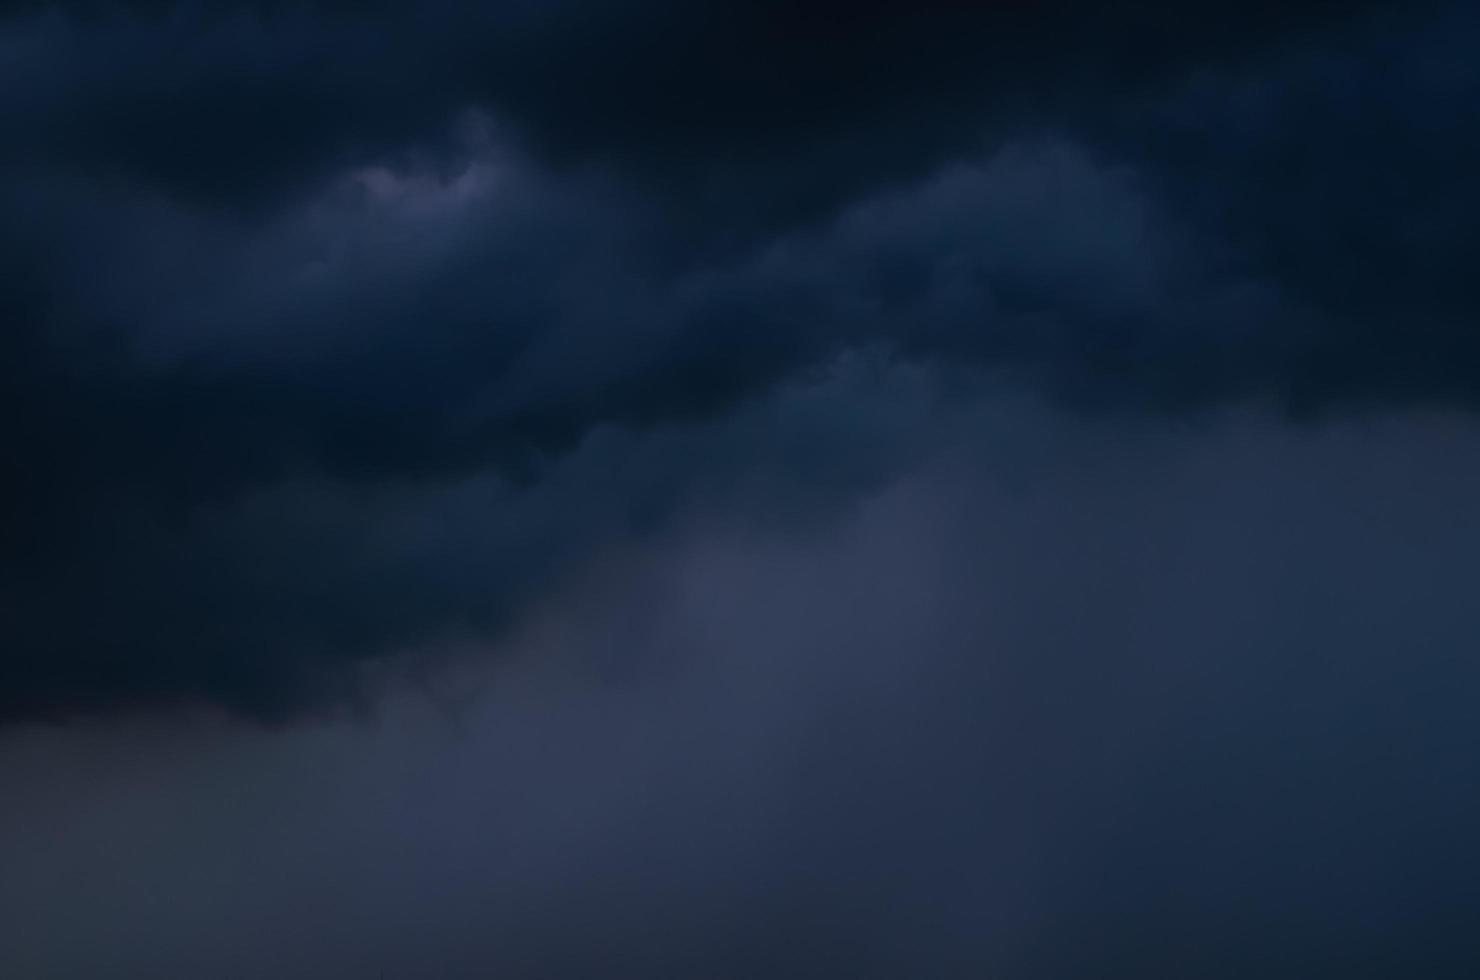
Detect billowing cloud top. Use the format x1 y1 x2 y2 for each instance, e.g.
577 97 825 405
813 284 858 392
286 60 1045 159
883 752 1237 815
1 0 1477 720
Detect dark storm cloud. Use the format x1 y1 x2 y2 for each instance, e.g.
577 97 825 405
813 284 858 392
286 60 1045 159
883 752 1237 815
0 0 1418 215
2 409 1479 977
1100 0 1480 408
1 0 1477 719
0 140 1247 719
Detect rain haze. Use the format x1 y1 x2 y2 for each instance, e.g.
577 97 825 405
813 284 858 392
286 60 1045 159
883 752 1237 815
1 2 1478 976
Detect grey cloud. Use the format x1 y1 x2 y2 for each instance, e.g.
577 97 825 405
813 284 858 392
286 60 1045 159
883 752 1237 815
1 0 1477 720
4 4 1478 973
2 405 1478 976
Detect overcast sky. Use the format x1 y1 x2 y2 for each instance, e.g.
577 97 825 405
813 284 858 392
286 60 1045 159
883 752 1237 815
2 1 1478 976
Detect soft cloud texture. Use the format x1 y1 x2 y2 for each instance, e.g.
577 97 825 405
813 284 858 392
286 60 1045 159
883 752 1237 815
3 403 1478 977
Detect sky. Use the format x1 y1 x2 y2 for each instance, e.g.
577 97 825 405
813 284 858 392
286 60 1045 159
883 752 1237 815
1 1 1478 976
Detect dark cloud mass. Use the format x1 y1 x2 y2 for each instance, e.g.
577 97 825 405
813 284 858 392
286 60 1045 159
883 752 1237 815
3 0 1476 721
1 2 1479 972
3 411 1480 977
0 0 1396 207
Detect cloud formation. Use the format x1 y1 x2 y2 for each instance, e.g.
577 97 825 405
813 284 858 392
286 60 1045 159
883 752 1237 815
1 0 1476 719
3 407 1479 976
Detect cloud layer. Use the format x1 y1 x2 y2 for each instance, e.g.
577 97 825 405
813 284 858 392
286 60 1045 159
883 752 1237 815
4 406 1478 977
1 0 1477 719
